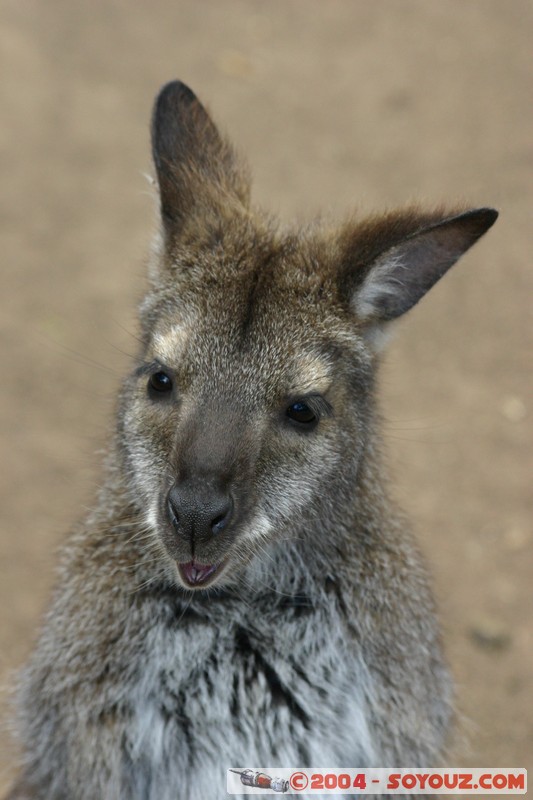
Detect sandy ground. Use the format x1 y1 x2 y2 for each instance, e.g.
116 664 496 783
0 0 531 793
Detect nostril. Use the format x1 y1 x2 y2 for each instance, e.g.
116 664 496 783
211 513 225 532
167 495 180 531
211 499 233 535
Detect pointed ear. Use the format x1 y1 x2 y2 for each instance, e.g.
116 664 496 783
151 81 250 238
342 208 498 326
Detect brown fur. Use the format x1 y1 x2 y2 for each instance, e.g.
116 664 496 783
6 82 497 800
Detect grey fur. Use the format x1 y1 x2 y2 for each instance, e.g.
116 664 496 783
6 81 497 800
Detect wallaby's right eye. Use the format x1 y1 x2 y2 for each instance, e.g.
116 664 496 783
148 370 173 397
286 401 316 425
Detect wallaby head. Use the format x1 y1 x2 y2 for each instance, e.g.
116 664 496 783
117 80 497 591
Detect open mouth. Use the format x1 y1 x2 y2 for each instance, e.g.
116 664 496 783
177 560 225 588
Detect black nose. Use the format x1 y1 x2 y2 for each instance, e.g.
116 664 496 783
167 481 233 544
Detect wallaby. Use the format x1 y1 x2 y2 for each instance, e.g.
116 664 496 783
7 81 497 800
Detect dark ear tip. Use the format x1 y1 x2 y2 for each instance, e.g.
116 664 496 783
151 81 201 167
466 206 499 232
154 80 198 112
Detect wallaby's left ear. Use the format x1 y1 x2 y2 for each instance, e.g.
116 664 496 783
151 80 250 239
345 208 498 324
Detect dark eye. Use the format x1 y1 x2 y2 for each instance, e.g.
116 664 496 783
148 370 173 396
286 401 317 426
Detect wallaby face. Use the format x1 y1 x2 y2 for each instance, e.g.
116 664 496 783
121 226 379 588
7 82 497 800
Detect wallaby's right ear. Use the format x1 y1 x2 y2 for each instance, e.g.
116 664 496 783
338 207 498 347
151 81 250 238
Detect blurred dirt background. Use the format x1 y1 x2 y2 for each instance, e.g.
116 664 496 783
0 0 531 792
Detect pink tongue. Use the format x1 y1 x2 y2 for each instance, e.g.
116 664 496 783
180 561 218 585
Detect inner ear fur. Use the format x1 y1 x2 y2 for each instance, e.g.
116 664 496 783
337 207 498 324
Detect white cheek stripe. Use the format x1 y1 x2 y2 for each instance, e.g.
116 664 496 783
152 324 190 363
145 502 159 533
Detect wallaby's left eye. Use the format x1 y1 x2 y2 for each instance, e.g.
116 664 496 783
148 370 173 396
286 401 317 426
